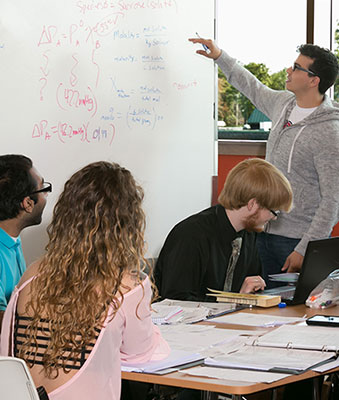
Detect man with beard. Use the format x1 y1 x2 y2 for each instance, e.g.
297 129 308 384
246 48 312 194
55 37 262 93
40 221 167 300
154 158 292 301
0 154 50 328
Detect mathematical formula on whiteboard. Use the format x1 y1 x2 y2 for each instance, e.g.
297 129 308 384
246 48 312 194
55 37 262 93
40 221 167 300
0 0 215 261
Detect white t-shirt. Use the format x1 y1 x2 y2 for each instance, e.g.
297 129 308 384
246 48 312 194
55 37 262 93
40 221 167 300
288 104 318 125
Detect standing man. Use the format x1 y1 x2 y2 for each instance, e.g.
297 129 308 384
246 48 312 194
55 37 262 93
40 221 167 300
154 158 292 301
189 38 339 286
0 154 50 328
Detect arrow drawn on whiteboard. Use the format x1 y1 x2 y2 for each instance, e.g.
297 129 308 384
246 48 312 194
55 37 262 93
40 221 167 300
40 51 50 77
91 46 100 88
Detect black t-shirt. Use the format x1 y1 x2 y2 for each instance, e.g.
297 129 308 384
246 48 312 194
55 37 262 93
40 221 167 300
154 205 262 301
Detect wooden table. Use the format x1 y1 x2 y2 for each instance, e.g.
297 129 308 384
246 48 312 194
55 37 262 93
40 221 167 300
122 304 339 400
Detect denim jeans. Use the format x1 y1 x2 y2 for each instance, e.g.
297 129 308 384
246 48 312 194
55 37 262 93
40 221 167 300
257 232 301 289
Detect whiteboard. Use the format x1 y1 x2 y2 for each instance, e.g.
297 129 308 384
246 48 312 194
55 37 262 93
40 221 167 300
0 0 216 263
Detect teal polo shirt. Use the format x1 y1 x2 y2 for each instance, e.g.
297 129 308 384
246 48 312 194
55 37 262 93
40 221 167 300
0 227 26 311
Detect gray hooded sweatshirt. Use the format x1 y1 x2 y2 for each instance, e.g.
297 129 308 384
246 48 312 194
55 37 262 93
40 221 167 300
216 50 339 256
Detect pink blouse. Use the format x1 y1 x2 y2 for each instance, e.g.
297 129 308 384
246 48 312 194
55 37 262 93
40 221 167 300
0 274 170 400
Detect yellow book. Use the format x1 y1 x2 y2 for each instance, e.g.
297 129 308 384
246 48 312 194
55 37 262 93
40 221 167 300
206 288 281 308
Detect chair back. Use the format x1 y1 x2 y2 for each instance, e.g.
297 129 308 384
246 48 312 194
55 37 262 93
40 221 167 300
0 356 40 399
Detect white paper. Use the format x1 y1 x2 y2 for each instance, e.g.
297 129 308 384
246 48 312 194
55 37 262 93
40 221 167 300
212 312 304 327
121 349 203 373
158 299 240 317
255 324 339 351
121 324 263 374
151 306 184 324
313 357 339 372
151 299 240 325
205 345 335 372
158 324 263 354
179 366 290 383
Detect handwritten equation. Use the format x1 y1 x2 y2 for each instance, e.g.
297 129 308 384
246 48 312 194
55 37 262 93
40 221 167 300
76 0 178 16
29 0 200 146
56 84 98 117
32 119 115 145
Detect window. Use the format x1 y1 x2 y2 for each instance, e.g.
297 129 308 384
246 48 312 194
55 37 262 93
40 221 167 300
216 0 338 130
314 0 339 100
217 0 306 129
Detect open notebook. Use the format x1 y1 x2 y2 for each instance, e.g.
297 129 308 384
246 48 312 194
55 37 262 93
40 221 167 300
205 324 339 374
263 237 339 305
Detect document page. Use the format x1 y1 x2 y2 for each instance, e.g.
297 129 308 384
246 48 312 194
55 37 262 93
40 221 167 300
211 312 304 327
121 325 264 374
159 324 263 355
205 345 335 373
151 305 184 324
158 298 242 316
152 299 241 325
179 366 290 383
255 324 339 351
121 349 203 373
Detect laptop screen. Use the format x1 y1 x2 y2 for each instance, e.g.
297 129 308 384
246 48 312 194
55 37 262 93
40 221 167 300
292 237 339 304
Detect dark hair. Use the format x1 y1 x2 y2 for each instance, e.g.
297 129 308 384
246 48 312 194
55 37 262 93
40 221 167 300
298 44 339 94
0 154 36 221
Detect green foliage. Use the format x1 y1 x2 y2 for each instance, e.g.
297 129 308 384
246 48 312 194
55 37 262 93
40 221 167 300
240 63 271 121
218 17 339 126
218 63 286 127
246 63 272 86
271 69 287 90
218 69 244 125
218 20 339 126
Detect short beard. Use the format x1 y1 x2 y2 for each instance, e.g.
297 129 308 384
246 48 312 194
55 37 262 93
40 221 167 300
243 210 265 233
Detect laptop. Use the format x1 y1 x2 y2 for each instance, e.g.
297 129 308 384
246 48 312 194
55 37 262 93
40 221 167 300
263 237 339 305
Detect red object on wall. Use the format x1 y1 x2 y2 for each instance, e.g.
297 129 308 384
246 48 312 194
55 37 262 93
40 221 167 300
332 223 339 236
217 154 339 237
217 154 264 198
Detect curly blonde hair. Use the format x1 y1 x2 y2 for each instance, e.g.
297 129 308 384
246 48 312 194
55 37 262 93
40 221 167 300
18 161 147 377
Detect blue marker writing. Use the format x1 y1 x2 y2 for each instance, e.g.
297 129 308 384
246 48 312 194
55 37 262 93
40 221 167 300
195 32 211 54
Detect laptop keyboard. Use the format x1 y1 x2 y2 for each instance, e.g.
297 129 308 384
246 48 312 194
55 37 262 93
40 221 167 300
263 285 296 300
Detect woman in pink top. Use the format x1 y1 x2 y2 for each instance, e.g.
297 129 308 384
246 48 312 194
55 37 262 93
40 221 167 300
0 162 170 400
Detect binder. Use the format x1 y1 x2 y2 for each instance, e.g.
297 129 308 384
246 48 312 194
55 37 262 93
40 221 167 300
205 324 339 374
253 324 339 353
121 350 204 374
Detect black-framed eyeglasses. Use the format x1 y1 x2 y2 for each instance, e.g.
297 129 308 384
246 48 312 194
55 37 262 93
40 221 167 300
270 209 280 218
292 63 317 76
30 182 52 195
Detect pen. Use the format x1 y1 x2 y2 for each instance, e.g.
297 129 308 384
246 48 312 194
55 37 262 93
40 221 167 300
166 308 183 322
195 32 211 54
